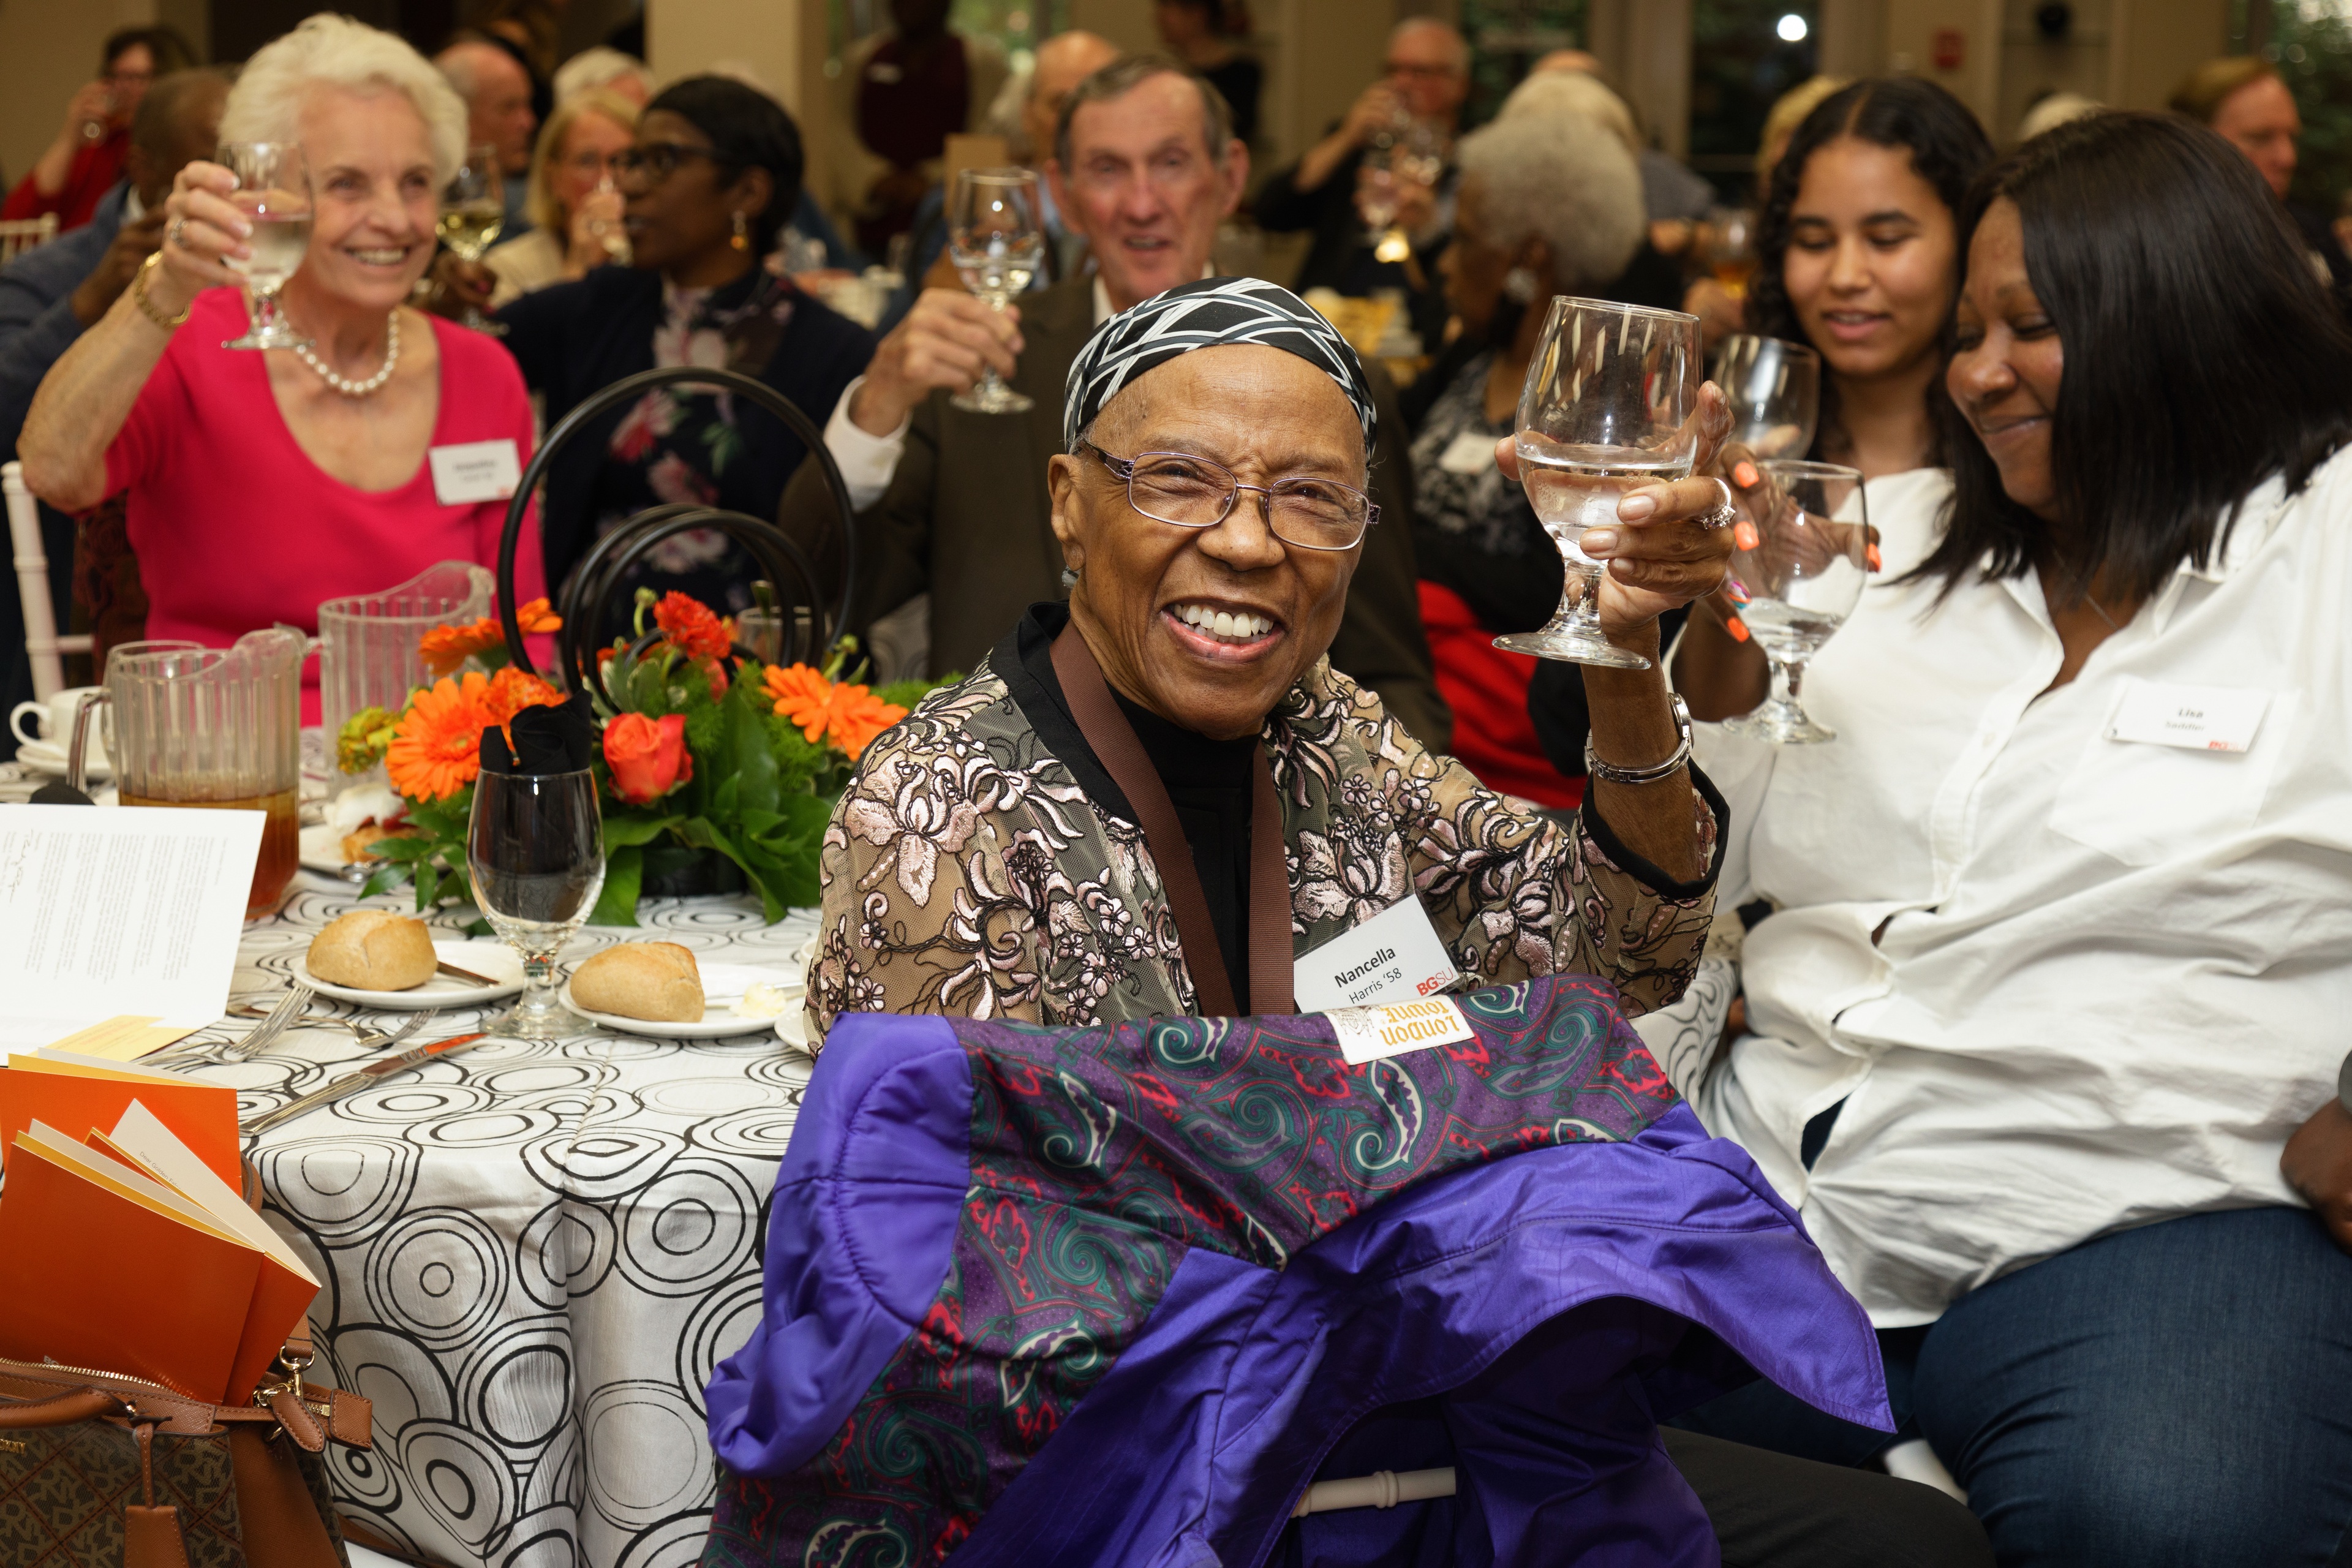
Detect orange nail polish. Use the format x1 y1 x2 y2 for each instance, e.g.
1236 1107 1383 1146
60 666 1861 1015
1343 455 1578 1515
1733 521 1760 552
1726 615 1750 643
1733 460 1759 488
1867 543 1883 571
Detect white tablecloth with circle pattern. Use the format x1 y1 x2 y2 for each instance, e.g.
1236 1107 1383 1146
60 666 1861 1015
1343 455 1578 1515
181 879 816 1568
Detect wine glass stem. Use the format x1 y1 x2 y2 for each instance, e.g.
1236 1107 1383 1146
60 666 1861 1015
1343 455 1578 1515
1541 548 1606 639
252 288 283 336
977 295 1010 396
1765 653 1809 720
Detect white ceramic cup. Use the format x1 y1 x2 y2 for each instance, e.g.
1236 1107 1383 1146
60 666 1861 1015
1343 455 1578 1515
10 686 108 764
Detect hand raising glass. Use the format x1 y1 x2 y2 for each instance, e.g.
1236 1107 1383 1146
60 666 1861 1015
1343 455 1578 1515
947 168 1044 415
1720 460 1870 744
217 141 312 350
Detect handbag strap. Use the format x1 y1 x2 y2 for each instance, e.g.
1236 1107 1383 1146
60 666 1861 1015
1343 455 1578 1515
1050 623 1293 1016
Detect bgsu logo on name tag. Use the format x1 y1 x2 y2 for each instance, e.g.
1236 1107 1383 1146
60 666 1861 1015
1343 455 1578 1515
428 439 522 506
1326 997 1476 1066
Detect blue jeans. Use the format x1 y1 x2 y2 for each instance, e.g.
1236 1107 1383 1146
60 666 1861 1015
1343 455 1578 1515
1673 1206 2352 1566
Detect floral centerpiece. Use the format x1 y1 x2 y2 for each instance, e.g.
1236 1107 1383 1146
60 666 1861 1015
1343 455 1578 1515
338 591 936 925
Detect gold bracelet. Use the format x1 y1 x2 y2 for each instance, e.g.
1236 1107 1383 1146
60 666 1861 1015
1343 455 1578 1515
130 252 189 331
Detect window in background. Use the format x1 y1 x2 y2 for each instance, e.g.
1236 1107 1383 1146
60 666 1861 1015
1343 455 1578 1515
1462 0 1591 129
1688 0 1818 201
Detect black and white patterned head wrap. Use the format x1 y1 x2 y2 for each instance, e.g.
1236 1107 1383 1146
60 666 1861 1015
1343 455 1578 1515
1062 276 1378 454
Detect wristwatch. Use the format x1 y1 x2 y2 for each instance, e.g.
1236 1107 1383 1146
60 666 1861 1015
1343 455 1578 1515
1586 693 1694 786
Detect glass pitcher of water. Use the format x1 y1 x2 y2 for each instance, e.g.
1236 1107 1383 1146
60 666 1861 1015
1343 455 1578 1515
69 628 306 918
317 561 494 793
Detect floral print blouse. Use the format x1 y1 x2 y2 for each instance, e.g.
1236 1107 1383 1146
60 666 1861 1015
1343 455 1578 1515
807 625 1724 1039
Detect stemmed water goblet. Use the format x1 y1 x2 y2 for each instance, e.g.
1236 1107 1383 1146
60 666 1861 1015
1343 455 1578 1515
1498 296 1704 669
218 141 312 350
1720 459 1871 744
1713 334 1820 458
467 768 605 1038
947 167 1045 414
440 145 507 333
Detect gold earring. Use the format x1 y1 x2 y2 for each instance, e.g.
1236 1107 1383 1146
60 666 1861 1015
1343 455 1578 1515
730 211 750 251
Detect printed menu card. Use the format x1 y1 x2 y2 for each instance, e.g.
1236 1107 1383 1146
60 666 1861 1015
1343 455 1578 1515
0 804 263 1049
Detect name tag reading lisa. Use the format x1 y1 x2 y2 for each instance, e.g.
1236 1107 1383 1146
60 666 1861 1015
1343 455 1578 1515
1294 894 1462 1012
2104 680 2271 753
428 439 522 506
1327 996 1476 1066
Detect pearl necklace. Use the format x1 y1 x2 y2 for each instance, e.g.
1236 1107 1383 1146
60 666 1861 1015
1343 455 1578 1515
292 310 400 398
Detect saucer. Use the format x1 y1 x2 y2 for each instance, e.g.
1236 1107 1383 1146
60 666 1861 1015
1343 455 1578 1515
13 739 113 781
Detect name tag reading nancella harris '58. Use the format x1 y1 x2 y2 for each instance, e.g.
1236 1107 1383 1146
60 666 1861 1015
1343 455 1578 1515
1293 895 1463 1012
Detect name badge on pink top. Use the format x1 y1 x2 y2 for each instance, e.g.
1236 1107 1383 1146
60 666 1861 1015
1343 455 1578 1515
428 439 522 506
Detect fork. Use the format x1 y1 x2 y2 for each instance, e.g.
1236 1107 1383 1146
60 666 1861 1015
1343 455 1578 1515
158 984 317 1066
225 1003 439 1055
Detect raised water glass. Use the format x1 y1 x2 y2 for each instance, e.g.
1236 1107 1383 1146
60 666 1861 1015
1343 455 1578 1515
218 141 312 350
946 168 1044 415
1713 334 1820 458
440 145 506 333
1721 459 1871 744
1499 296 1703 670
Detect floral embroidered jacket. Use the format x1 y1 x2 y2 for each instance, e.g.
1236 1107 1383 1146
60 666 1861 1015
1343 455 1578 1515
808 622 1724 1041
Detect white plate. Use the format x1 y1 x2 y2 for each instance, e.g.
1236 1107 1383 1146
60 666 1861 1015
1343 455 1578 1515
15 739 113 781
562 960 804 1039
299 822 352 873
295 941 524 1008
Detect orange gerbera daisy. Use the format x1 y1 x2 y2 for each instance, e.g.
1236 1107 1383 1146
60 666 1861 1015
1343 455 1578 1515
418 619 502 677
386 673 496 801
654 592 731 660
826 687 908 761
513 597 562 635
763 663 905 760
764 663 835 742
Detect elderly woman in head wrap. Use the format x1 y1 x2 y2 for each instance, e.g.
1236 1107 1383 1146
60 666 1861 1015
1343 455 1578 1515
809 277 1735 1033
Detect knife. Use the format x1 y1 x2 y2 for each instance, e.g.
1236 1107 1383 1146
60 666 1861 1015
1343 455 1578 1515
241 1032 491 1138
436 960 499 986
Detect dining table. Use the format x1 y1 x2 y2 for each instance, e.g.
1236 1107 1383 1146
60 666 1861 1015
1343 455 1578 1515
171 873 819 1568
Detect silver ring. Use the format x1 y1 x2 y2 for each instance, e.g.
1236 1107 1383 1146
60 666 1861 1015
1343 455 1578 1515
167 217 187 250
1701 480 1737 530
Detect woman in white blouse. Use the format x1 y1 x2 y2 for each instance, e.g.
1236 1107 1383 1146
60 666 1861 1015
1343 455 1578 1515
1670 111 2352 1566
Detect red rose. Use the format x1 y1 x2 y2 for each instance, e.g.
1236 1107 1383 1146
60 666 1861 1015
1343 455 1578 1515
604 712 692 804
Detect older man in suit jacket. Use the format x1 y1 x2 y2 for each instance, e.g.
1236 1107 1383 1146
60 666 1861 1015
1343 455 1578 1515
792 53 1450 749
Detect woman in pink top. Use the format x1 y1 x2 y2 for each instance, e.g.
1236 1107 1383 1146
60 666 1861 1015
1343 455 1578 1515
20 16 546 719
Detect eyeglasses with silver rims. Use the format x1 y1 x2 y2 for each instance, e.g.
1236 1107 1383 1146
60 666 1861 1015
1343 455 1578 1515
1079 442 1379 552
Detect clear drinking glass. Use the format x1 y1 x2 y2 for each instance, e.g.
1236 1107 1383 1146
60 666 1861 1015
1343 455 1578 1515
1720 459 1871 744
439 145 507 333
1501 296 1704 671
218 141 312 350
947 167 1044 415
468 769 605 1038
1713 334 1820 458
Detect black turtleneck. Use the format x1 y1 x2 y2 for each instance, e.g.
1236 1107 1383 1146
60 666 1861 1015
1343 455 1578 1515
997 603 1259 1010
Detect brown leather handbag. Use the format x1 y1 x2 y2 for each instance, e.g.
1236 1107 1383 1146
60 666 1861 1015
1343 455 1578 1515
0 1335 372 1568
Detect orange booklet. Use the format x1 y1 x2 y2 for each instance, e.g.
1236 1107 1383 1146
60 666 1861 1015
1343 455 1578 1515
0 1123 262 1403
0 1051 238 1188
0 1098 319 1405
97 1101 320 1404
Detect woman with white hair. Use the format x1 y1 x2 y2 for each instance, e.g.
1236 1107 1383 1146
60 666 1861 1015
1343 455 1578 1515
1407 107 1656 809
19 13 546 718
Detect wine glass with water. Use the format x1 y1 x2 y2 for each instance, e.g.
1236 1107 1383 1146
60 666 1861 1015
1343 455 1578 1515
947 167 1044 415
440 146 506 333
1499 297 1704 669
1712 334 1820 459
219 141 313 351
1720 459 1870 744
468 768 605 1038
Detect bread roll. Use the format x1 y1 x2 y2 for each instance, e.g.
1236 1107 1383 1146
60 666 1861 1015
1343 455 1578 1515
341 821 416 863
571 943 704 1022
307 911 437 992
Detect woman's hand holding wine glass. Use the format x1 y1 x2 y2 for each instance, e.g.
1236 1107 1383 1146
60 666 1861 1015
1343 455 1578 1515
156 158 260 311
